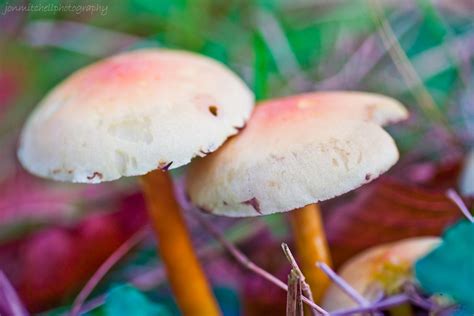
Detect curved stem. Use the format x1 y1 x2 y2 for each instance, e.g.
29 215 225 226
289 204 332 302
446 189 474 222
0 270 29 316
140 171 220 316
316 262 369 307
70 226 148 316
332 294 409 316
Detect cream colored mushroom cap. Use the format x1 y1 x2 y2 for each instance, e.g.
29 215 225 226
321 237 440 312
256 91 408 126
18 49 254 183
186 92 406 217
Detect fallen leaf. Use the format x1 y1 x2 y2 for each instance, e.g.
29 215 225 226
0 191 147 312
326 176 463 267
0 169 130 242
415 221 474 313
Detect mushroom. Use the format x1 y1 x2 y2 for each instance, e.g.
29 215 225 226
321 237 440 312
186 91 407 300
18 49 254 315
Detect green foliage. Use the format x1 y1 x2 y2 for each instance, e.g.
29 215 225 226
407 0 459 106
415 221 474 313
86 284 172 316
253 32 273 100
453 307 474 316
214 286 241 316
262 213 288 238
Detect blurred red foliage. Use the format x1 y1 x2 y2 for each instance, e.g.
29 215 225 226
326 159 468 267
0 186 147 312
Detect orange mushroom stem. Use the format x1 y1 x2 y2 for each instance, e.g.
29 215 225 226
289 204 332 302
140 170 221 316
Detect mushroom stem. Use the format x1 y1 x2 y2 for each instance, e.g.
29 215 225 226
289 204 332 302
140 170 220 316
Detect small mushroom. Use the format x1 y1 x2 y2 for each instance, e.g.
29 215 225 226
18 49 254 315
186 91 407 301
321 237 440 312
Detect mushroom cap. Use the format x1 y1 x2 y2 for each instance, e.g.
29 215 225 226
186 92 406 217
251 91 408 126
18 49 254 183
321 237 440 312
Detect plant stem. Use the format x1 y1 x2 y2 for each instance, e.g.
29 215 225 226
0 270 29 316
70 226 148 316
368 0 447 127
332 294 409 316
140 171 220 316
316 262 370 307
289 204 332 302
287 269 304 316
446 189 474 222
282 243 318 316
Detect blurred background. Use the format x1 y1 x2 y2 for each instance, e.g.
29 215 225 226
0 0 473 315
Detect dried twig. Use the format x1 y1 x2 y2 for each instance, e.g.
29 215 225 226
403 283 436 311
316 9 417 90
446 189 474 223
70 226 149 316
0 270 29 316
316 262 370 307
281 243 318 316
256 10 301 78
331 294 409 316
286 270 304 316
368 0 449 128
193 213 328 315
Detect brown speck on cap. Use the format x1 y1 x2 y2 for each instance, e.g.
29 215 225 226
234 123 246 132
199 149 212 156
198 206 212 213
208 105 218 116
158 161 173 171
270 154 285 161
87 172 103 180
241 197 261 214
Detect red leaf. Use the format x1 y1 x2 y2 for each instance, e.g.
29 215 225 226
326 176 465 268
0 191 147 312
